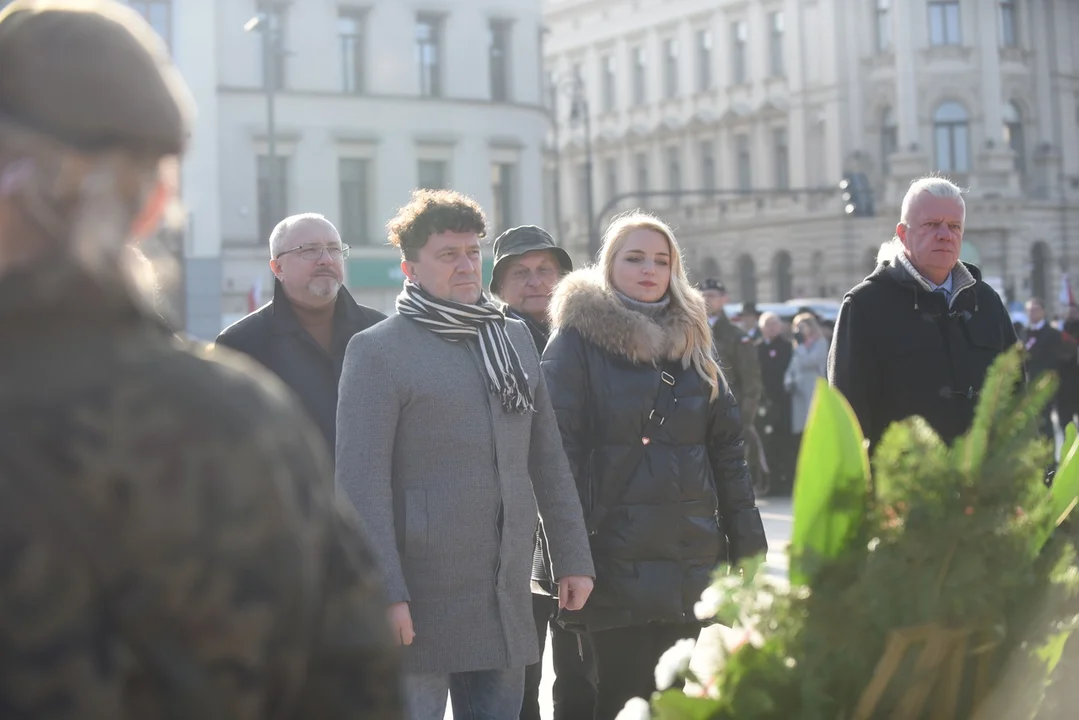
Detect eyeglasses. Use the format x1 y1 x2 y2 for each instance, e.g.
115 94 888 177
276 244 351 261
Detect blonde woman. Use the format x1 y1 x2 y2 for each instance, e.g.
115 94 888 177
541 212 768 719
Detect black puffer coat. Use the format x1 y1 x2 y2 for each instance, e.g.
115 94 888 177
540 270 768 633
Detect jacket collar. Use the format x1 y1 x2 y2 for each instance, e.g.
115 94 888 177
0 259 161 335
269 278 364 335
874 240 980 309
548 268 697 365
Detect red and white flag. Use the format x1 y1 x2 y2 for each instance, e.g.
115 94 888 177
247 275 263 314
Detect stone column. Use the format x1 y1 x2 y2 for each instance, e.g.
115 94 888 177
974 0 1020 196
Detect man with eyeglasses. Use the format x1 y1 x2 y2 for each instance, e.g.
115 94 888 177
217 213 385 454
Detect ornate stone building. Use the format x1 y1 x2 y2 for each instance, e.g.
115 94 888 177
543 0 1079 308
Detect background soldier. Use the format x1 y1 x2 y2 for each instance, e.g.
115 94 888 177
700 278 767 493
0 2 402 717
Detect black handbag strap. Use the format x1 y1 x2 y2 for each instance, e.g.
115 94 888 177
586 368 678 535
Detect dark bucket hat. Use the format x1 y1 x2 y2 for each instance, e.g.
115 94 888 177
489 225 573 295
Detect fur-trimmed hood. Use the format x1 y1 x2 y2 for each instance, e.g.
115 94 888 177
548 269 697 365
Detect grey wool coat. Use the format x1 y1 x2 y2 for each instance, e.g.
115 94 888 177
335 313 595 675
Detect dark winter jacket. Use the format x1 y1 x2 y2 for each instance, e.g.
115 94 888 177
541 270 768 633
828 247 1018 449
215 280 384 454
1022 322 1066 388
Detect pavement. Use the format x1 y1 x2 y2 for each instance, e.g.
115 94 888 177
475 495 795 720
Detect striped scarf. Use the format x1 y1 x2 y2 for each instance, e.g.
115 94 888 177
396 281 535 414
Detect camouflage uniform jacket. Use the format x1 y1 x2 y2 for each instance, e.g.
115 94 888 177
711 312 763 419
0 262 403 720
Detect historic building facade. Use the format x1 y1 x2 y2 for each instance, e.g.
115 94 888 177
125 0 548 337
543 0 1079 309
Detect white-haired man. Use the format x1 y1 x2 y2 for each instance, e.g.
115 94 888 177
217 213 385 454
828 176 1017 448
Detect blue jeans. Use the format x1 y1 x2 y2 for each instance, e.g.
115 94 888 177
404 667 526 720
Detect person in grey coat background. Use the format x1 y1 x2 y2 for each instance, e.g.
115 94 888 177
336 189 595 720
784 312 830 475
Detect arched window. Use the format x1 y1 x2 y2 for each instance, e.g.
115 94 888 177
1002 101 1025 174
738 254 758 303
933 102 970 173
773 251 793 302
881 107 898 174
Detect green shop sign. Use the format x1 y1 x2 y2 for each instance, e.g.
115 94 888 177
347 256 495 289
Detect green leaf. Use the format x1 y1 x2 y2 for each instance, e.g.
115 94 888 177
789 379 870 586
1063 421 1077 458
1050 433 1079 525
652 689 721 720
1037 630 1073 675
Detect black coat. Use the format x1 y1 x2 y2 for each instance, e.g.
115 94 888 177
216 280 385 454
828 254 1017 449
541 271 767 632
1022 323 1065 389
758 336 793 430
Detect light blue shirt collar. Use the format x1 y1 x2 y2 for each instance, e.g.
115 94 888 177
930 274 954 295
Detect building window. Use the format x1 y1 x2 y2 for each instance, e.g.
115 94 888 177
731 20 748 85
875 0 892 52
696 29 712 92
491 162 516 234
417 159 447 189
416 14 442 97
735 134 751 190
257 154 289 243
631 46 646 106
933 101 970 172
1000 0 1018 47
604 157 618 202
1002 101 1025 173
881 106 898 174
666 146 682 204
489 19 512 102
339 158 370 245
700 140 716 191
769 12 785 77
928 1 961 46
338 8 365 95
634 151 649 199
128 0 171 46
601 54 616 112
773 128 789 189
663 38 679 100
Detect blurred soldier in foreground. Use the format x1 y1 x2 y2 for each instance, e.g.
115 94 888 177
0 2 402 718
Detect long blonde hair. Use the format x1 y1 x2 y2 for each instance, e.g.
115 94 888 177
598 211 722 400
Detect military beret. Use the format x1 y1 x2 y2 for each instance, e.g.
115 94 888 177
699 278 726 293
0 0 194 155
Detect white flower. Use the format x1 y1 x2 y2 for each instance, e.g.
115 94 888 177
654 637 697 690
694 585 724 620
614 697 652 720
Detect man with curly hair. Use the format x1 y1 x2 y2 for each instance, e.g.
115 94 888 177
336 189 595 720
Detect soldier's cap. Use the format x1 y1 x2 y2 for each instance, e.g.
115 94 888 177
699 278 726 294
0 0 194 156
742 302 759 316
490 225 572 294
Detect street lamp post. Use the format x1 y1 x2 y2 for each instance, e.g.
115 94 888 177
568 79 598 261
245 2 285 231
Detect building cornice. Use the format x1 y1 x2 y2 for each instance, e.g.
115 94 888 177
217 86 551 118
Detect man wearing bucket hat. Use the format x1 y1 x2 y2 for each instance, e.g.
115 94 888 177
490 225 573 350
489 226 596 720
0 2 402 717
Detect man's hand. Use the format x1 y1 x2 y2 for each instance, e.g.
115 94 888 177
387 602 415 645
557 575 594 611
